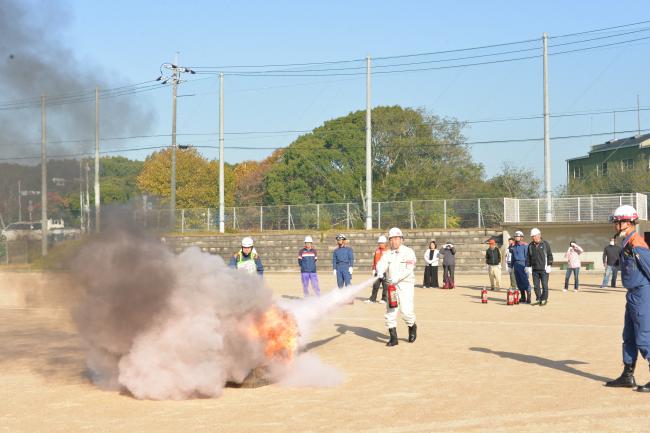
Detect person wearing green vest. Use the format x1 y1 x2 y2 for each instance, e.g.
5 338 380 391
229 236 264 276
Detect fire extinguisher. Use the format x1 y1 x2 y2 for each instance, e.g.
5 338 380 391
481 287 488 304
513 289 520 305
387 284 399 308
507 288 515 306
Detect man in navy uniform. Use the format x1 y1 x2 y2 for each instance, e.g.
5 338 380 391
332 233 354 288
605 205 650 392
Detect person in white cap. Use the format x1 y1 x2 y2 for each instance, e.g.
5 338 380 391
298 235 320 297
526 227 553 305
332 233 354 288
229 236 264 275
508 230 531 303
376 227 417 346
365 235 389 303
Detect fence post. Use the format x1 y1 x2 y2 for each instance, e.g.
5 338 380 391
287 205 291 231
346 202 350 230
537 199 540 222
317 204 320 230
260 206 263 232
590 195 594 221
207 208 211 231
181 209 185 233
410 201 414 229
443 200 447 229
233 207 237 230
378 202 381 229
577 197 581 222
477 198 481 228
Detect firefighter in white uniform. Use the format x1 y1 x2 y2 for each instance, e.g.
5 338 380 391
376 227 417 346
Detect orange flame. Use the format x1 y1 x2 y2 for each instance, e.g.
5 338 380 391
252 305 299 362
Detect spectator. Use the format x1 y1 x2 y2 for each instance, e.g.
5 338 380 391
505 237 516 290
423 240 440 288
366 235 388 303
509 231 531 303
485 239 502 291
527 228 553 306
602 237 622 288
440 241 456 289
298 236 320 297
332 233 354 288
564 241 584 292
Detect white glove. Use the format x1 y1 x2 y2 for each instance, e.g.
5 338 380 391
349 267 353 275
525 267 532 275
545 265 552 273
332 269 337 276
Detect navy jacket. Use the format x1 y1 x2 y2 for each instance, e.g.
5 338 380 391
298 247 318 273
332 246 354 269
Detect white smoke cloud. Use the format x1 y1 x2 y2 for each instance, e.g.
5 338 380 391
73 230 374 400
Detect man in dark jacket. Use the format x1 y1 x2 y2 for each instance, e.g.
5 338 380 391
485 239 502 290
527 227 553 306
298 235 320 297
602 237 622 288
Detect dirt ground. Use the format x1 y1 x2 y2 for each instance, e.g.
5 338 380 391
1 270 649 433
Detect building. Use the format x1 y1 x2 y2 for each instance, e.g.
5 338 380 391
567 133 650 183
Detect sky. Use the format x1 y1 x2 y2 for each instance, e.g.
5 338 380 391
2 0 650 191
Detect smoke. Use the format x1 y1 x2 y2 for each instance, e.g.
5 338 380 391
72 227 373 399
0 0 154 159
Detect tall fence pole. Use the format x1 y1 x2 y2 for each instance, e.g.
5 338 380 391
40 95 48 256
378 202 381 229
316 204 320 230
233 207 237 230
260 206 263 231
346 202 350 230
287 205 291 231
207 208 211 231
543 32 552 222
365 55 373 230
410 201 414 229
477 198 481 228
218 72 225 233
181 209 185 233
443 200 447 229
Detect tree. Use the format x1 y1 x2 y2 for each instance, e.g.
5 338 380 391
261 105 485 205
485 163 542 198
136 147 234 208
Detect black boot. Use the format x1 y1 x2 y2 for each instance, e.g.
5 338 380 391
635 364 650 392
386 328 398 346
605 362 636 388
408 323 417 343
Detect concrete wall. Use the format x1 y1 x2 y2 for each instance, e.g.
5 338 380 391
162 228 501 272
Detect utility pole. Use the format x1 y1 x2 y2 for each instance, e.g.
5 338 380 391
542 33 552 222
85 161 90 233
41 95 48 256
79 159 84 233
94 87 100 232
156 54 195 230
365 55 372 230
18 180 21 221
170 52 179 229
219 72 225 233
613 111 617 139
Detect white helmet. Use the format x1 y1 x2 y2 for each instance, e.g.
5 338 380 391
388 227 403 238
241 236 254 248
514 230 524 237
610 205 639 223
530 228 541 237
304 236 313 243
377 235 387 243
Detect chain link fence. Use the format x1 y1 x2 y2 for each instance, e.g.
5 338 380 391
133 198 506 233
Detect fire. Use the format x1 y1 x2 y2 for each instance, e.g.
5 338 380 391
252 305 299 362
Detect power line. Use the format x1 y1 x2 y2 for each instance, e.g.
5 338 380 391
2 128 648 162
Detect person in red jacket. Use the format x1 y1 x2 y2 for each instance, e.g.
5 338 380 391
365 235 388 304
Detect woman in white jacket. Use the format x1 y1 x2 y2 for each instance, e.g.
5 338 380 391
423 240 440 288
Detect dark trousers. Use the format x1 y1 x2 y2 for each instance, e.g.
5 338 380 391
443 265 455 286
532 270 549 301
370 278 388 302
423 265 439 287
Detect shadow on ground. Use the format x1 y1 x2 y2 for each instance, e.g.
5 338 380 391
469 346 611 382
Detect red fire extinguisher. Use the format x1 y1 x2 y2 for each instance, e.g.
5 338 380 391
507 288 515 306
481 287 488 304
513 289 520 305
387 284 399 308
